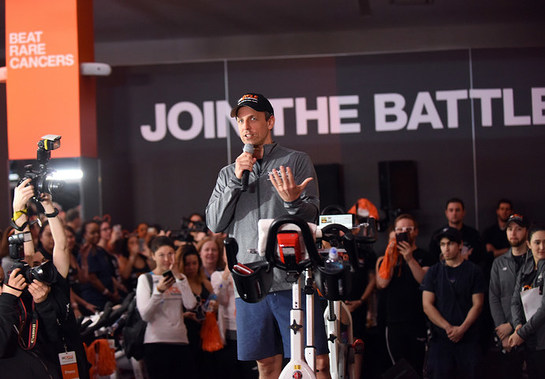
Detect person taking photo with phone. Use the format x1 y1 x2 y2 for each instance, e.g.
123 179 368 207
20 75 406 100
376 213 435 376
136 236 197 379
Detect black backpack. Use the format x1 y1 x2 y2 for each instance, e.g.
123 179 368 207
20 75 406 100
122 273 153 360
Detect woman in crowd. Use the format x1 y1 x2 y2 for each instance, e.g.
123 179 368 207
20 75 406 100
136 236 197 379
64 225 96 317
196 236 226 280
180 245 217 378
135 222 149 253
509 224 545 379
97 218 113 253
78 220 121 309
115 233 154 292
95 218 127 297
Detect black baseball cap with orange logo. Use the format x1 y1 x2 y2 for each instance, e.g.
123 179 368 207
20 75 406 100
506 214 529 228
230 93 274 118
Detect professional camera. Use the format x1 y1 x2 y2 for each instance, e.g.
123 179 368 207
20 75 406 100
170 218 208 243
20 135 64 201
8 232 57 285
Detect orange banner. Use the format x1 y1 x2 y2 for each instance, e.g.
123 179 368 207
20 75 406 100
5 0 96 160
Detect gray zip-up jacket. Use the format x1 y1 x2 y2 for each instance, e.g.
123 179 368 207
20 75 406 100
511 257 545 350
206 142 319 293
489 249 531 328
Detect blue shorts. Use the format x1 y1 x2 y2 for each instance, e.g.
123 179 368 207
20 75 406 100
236 290 329 361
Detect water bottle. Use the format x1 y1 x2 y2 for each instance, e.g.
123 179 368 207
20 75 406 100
324 247 345 297
324 247 344 272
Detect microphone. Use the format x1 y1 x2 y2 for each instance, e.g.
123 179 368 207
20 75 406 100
241 143 254 192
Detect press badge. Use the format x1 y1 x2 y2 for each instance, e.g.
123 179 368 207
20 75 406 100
58 351 80 379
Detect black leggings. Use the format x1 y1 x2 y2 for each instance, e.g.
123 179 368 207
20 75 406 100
143 343 196 379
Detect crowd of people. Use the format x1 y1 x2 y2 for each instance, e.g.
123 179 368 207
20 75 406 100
1 91 544 379
371 199 545 379
0 180 261 378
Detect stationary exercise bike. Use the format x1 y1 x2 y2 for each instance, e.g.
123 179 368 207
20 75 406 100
225 215 357 379
264 216 321 379
317 223 362 379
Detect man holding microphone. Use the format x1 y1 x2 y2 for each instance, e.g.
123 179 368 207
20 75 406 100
206 93 330 378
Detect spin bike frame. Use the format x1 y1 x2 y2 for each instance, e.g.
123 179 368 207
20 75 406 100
319 223 359 379
224 215 357 379
264 216 320 379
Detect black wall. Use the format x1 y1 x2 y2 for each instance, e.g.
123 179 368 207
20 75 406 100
94 47 545 246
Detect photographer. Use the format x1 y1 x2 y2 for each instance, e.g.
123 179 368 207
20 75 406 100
0 178 89 378
187 213 208 245
0 266 61 378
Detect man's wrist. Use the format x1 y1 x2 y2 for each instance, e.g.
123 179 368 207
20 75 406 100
284 197 303 209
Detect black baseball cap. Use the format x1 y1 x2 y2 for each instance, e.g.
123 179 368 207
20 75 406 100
506 214 529 228
435 227 463 244
230 93 274 118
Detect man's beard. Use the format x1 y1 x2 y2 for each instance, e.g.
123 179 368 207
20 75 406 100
509 239 526 248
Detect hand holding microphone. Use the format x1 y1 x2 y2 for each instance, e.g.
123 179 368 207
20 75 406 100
236 143 254 192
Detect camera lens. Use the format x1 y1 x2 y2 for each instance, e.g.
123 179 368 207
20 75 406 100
46 178 64 195
30 261 57 285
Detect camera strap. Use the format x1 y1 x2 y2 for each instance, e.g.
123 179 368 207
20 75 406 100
17 298 39 350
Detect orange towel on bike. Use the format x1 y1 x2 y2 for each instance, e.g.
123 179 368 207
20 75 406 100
85 339 116 378
378 239 399 280
347 198 379 220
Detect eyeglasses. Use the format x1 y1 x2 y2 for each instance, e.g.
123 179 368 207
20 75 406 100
394 227 415 233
